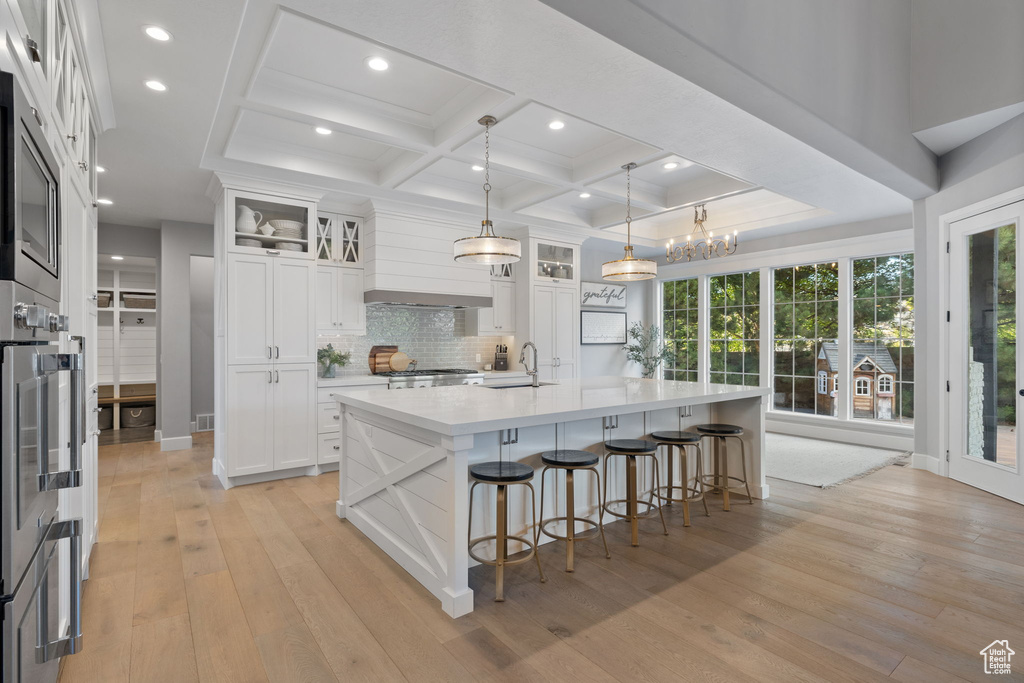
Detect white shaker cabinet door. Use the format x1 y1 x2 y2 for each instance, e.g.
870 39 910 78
273 364 317 470
227 255 274 365
273 260 316 364
554 287 578 369
315 266 338 333
495 281 516 333
338 267 366 334
226 365 275 476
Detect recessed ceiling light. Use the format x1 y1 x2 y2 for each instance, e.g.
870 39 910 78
471 165 484 171
143 25 172 41
314 127 332 135
110 255 124 261
579 192 591 198
548 120 565 130
97 198 113 205
366 57 389 71
144 80 167 92
663 161 679 170
96 165 106 173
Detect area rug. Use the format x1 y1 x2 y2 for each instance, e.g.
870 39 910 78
765 433 909 488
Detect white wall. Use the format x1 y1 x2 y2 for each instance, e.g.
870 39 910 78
158 221 214 450
97 223 160 258
579 245 650 378
911 0 1024 132
914 112 1024 468
190 256 215 425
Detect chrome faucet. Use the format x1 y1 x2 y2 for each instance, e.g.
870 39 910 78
520 341 540 387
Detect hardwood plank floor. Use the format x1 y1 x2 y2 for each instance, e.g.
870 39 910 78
60 433 1024 682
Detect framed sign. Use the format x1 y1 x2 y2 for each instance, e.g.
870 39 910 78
581 281 627 308
581 311 627 345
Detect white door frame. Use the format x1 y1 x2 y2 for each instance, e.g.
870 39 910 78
943 191 1024 502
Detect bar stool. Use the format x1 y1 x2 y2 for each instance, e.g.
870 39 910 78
695 424 752 512
538 450 611 572
650 431 709 527
603 439 668 546
468 461 546 602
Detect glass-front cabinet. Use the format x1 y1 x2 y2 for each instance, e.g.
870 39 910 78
315 213 362 265
228 191 314 260
534 240 577 283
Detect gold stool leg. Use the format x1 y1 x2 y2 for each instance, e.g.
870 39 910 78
720 437 731 512
665 444 674 504
495 484 507 601
526 481 546 583
587 466 612 559
652 454 668 535
627 455 639 547
680 446 691 527
696 444 710 517
565 469 576 572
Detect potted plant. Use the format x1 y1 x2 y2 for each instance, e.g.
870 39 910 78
623 322 672 379
317 344 350 378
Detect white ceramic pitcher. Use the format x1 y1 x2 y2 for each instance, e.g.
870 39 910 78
236 205 262 234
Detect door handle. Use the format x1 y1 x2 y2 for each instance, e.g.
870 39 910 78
36 351 84 491
333 445 340 451
267 371 273 383
38 519 83 661
275 370 279 383
275 346 280 359
267 346 272 359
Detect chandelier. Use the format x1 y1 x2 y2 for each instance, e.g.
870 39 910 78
602 162 657 281
665 204 738 262
453 116 522 265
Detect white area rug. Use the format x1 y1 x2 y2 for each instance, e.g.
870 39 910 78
765 433 909 488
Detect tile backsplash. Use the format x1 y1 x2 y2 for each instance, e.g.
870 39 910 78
318 306 511 375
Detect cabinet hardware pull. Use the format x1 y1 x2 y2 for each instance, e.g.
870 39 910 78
333 445 340 450
268 371 273 383
275 346 280 359
332 414 339 420
67 133 78 142
275 370 279 383
266 249 280 255
26 36 41 63
267 346 272 359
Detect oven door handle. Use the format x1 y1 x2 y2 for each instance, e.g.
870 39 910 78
37 518 83 661
35 351 84 491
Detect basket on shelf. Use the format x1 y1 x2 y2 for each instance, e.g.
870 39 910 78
97 292 112 308
120 404 156 428
122 293 156 309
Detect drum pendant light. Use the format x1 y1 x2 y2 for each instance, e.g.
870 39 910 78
453 116 521 265
602 162 657 281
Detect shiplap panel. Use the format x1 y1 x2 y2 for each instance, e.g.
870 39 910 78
358 491 420 552
396 482 447 539
346 457 376 489
396 469 448 513
119 270 156 289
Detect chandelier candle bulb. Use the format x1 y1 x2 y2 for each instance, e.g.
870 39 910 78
665 204 739 262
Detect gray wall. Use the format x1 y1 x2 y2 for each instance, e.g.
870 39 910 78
189 256 215 424
579 245 650 378
159 221 214 447
914 112 1024 463
97 223 160 258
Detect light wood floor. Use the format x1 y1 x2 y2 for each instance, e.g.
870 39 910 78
59 433 1024 682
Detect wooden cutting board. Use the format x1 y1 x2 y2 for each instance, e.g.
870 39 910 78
368 345 398 373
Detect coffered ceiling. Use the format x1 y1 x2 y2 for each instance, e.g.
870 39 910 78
96 0 914 248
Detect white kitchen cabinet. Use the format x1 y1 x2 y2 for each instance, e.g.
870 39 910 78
226 365 275 476
228 190 315 259
533 284 577 380
465 281 515 336
315 213 362 265
273 259 316 363
316 265 366 335
534 240 578 284
227 255 274 364
227 254 315 365
273 365 317 470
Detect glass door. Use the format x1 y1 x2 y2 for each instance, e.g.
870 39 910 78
949 200 1024 503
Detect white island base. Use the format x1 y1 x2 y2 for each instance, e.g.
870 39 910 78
334 377 769 618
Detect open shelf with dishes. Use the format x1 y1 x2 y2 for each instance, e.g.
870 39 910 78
229 192 314 259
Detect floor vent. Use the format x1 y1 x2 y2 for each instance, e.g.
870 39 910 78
195 414 214 432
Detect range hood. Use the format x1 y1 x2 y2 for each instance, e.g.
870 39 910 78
364 290 493 309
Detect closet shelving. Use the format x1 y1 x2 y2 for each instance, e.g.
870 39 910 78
97 263 158 430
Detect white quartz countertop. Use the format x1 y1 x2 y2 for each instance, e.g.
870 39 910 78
333 376 768 436
317 375 390 388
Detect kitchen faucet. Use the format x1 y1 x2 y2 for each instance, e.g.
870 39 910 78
520 341 540 387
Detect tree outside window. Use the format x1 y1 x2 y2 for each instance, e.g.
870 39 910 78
662 278 699 381
709 271 760 386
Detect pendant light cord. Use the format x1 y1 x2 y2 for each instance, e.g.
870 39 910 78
482 122 492 235
625 163 632 246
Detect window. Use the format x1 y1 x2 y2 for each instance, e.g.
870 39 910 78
663 278 699 381
709 271 760 386
852 253 914 423
817 371 828 394
773 262 838 415
855 377 871 396
832 375 839 394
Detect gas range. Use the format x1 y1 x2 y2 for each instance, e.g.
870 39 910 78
380 368 485 389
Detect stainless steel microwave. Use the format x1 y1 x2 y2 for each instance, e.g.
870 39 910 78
0 70 60 302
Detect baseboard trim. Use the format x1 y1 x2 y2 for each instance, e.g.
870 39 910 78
154 429 162 442
766 415 914 452
219 464 318 490
911 451 941 475
160 435 193 452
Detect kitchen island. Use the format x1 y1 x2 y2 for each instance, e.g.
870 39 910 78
333 376 769 617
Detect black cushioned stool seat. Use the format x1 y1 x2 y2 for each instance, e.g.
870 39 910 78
604 438 658 454
470 461 534 483
538 449 610 572
539 449 600 468
650 430 702 444
695 423 744 436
